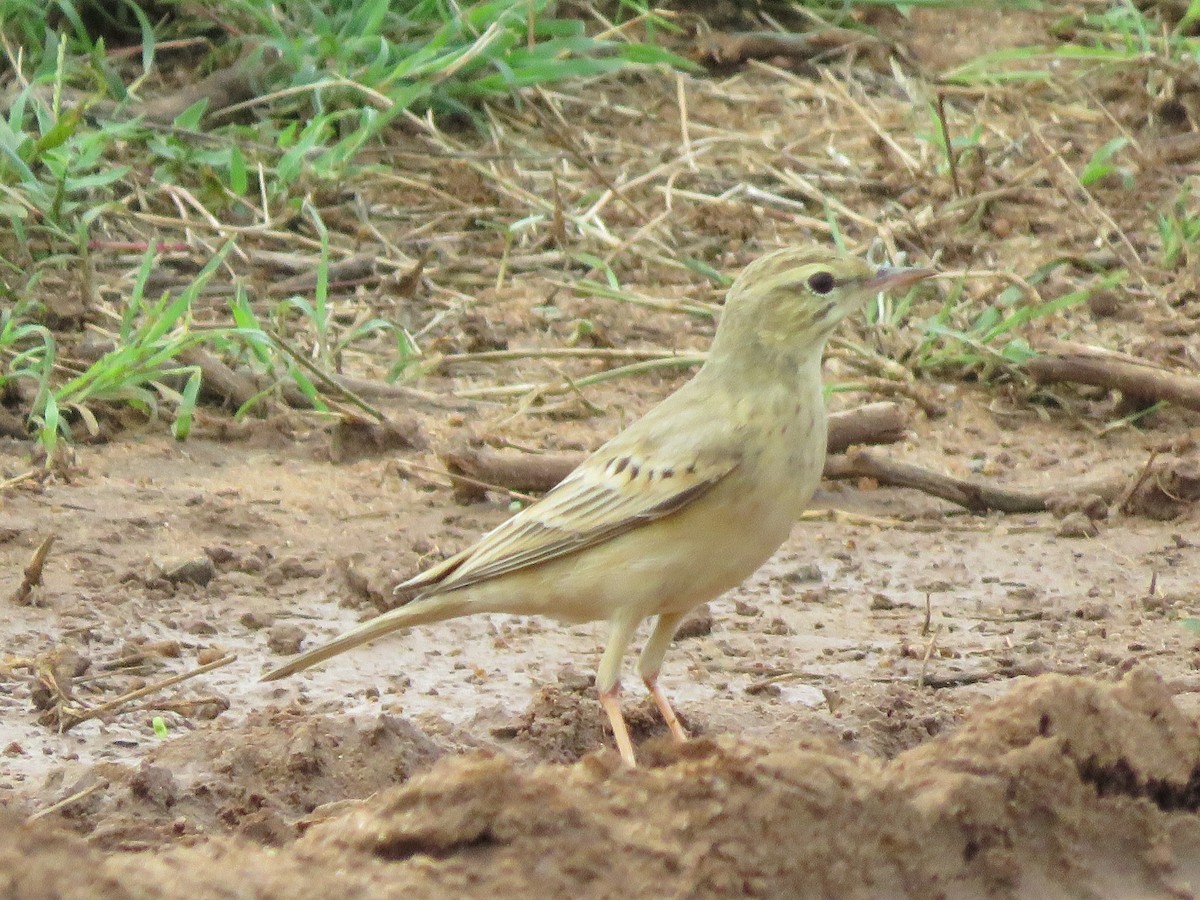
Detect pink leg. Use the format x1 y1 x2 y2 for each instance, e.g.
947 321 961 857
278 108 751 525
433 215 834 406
638 611 689 743
597 612 641 766
644 674 689 743
598 686 637 767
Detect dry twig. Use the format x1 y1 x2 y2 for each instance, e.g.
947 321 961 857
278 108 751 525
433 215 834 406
10 535 56 606
1026 339 1200 412
27 778 109 822
43 653 237 733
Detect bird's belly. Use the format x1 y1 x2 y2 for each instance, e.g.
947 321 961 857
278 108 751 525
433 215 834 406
477 478 799 625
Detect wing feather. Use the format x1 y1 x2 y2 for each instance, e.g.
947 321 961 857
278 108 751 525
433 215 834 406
398 450 738 598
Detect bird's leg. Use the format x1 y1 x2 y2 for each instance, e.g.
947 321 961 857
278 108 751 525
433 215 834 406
597 612 642 767
637 611 689 743
598 689 636 768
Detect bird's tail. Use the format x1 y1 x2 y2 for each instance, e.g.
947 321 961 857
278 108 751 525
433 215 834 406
260 594 469 682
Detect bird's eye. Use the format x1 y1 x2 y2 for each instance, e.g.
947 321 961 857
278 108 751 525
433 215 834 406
807 272 835 294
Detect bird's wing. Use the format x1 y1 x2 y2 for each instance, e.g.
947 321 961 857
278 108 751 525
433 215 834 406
399 446 739 597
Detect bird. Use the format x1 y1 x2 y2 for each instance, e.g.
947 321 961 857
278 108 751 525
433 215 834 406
262 246 934 766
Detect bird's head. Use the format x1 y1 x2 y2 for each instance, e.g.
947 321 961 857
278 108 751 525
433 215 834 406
708 246 933 373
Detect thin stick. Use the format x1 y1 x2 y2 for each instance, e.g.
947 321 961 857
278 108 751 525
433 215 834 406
27 779 108 822
1027 125 1148 287
51 653 237 732
438 347 693 366
11 534 56 605
453 355 706 400
822 449 1125 515
530 88 651 227
441 403 908 501
918 625 943 689
401 458 537 504
819 70 919 173
676 73 699 174
934 92 962 198
1114 449 1159 515
0 470 37 492
834 377 945 418
266 332 386 422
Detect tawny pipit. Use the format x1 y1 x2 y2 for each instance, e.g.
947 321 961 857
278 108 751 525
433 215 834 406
263 247 933 765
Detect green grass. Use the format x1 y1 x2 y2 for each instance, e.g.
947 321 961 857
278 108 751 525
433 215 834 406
1077 136 1134 189
865 263 1129 381
942 0 1200 84
1157 182 1200 271
0 0 693 448
0 0 1192 450
22 244 229 453
909 270 1128 379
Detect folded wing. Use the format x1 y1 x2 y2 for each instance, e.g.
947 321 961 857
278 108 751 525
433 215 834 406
400 449 739 598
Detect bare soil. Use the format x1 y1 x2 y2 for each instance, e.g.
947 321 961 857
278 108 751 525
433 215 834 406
4 4 1200 898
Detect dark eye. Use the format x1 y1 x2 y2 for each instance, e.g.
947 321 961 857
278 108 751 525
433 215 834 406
807 271 835 294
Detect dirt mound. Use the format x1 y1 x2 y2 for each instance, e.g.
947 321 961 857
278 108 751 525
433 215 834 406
8 668 1199 899
35 708 449 850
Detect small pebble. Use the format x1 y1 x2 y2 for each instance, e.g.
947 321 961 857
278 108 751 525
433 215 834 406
164 557 216 587
676 605 713 639
197 647 227 666
1057 511 1099 538
267 623 307 656
240 611 276 630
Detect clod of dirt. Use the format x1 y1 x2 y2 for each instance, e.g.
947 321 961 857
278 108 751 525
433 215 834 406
337 555 399 611
266 624 306 656
238 610 275 630
29 647 90 711
195 647 228 666
763 616 792 635
1046 491 1110 520
77 666 1189 899
0 808 128 898
457 310 508 353
503 683 685 765
1122 456 1200 520
1086 289 1122 319
838 683 962 759
1057 511 1101 538
163 557 216 587
0 405 29 439
554 666 593 693
675 604 713 639
120 639 182 661
733 598 761 616
272 556 323 581
870 592 899 610
128 762 179 809
504 685 610 764
328 416 427 465
203 544 236 566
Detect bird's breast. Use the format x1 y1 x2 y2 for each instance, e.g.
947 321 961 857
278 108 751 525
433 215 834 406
743 392 828 507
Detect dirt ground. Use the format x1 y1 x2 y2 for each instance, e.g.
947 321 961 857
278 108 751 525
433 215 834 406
4 4 1200 899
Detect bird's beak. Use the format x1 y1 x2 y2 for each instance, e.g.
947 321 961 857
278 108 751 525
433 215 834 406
865 266 936 293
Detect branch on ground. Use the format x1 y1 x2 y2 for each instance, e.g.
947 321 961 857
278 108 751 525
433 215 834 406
1026 339 1200 412
825 448 1199 520
442 402 908 504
